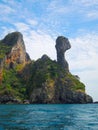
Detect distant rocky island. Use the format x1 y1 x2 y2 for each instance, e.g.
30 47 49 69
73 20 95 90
0 32 93 104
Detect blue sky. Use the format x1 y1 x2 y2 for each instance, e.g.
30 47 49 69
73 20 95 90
0 0 98 101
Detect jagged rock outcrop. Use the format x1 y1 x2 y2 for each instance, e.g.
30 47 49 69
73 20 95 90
0 32 93 104
0 31 30 69
55 36 71 72
0 31 31 83
2 32 30 67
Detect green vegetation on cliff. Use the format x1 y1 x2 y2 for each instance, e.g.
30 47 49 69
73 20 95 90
0 32 92 104
64 73 85 92
0 41 11 59
0 53 85 101
27 55 85 97
0 66 27 100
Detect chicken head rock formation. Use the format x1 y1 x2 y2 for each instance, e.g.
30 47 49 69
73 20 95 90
0 32 93 104
55 36 71 72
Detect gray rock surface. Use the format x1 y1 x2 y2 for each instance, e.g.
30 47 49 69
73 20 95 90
55 36 71 72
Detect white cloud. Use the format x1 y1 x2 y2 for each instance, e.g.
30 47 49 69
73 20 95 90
14 23 30 32
2 0 15 4
27 19 38 26
44 0 71 28
68 0 98 21
66 33 98 101
67 33 98 71
71 0 98 6
86 11 98 20
0 3 15 15
23 30 56 60
76 69 98 101
0 1 22 22
47 0 69 14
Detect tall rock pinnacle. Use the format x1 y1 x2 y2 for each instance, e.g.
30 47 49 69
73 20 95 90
2 32 30 66
55 36 71 72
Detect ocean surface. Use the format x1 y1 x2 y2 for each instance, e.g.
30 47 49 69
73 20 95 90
0 104 98 130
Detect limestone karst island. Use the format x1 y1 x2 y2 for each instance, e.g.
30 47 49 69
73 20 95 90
0 32 93 104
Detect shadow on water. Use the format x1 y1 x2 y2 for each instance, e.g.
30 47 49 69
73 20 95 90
0 104 98 130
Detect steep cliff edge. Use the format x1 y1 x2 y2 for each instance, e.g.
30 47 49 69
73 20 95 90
0 32 93 104
1 32 30 65
0 32 31 103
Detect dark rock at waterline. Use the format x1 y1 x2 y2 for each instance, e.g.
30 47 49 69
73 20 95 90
93 101 98 104
0 95 22 104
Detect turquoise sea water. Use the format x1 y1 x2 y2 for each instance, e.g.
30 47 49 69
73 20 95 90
0 104 98 130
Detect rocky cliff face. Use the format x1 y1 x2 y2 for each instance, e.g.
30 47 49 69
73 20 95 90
2 32 30 66
0 32 30 82
27 54 92 104
0 32 31 103
0 32 93 104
